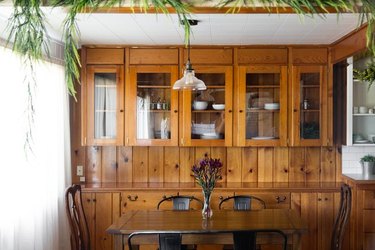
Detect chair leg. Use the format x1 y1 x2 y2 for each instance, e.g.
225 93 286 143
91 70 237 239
159 233 182 250
233 231 256 250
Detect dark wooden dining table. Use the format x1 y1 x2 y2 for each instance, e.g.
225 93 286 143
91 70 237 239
106 209 307 250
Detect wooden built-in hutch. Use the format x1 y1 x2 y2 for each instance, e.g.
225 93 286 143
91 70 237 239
70 25 369 250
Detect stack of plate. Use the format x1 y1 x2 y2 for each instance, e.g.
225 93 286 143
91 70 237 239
264 103 280 110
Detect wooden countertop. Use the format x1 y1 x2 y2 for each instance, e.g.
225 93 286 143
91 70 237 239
80 182 342 192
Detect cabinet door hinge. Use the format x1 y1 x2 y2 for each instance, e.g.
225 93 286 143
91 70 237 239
126 137 129 145
180 138 184 145
84 137 87 145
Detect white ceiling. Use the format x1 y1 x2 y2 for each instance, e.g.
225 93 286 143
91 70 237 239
0 7 361 46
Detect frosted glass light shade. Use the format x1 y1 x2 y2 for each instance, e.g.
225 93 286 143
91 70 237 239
173 69 206 90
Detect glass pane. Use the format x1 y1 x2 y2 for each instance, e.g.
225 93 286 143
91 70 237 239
191 88 225 140
94 73 117 139
137 73 171 140
137 73 171 87
300 73 320 139
245 73 280 140
195 73 225 87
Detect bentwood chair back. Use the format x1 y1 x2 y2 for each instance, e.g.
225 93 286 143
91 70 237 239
219 195 266 210
331 184 352 250
65 184 90 250
157 194 203 210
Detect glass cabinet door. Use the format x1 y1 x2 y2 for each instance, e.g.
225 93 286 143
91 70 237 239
86 65 124 145
181 66 232 146
238 66 287 146
128 66 178 146
292 65 326 146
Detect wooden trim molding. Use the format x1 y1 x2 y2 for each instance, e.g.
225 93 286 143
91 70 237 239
331 24 368 63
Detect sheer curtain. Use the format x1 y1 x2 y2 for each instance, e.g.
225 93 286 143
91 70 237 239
0 46 71 249
94 74 117 139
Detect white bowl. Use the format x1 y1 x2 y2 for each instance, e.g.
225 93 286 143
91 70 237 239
264 103 280 110
212 104 225 110
193 101 208 110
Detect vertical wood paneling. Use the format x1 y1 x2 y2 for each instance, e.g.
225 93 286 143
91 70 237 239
179 147 195 183
117 147 133 182
318 193 334 250
321 147 336 182
133 147 148 182
81 146 340 184
226 148 242 182
148 147 164 182
301 193 318 250
258 148 274 182
164 147 180 182
211 147 227 183
102 146 117 183
289 148 305 182
86 146 102 182
70 82 85 184
274 147 289 182
195 147 211 161
242 148 258 182
336 148 343 182
305 147 320 183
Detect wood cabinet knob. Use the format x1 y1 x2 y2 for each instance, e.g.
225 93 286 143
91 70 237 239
239 110 243 113
120 109 124 112
174 110 178 113
228 110 232 113
87 199 91 202
127 195 138 201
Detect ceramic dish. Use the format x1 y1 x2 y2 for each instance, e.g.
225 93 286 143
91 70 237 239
264 103 280 110
212 104 225 110
354 139 371 143
200 133 220 139
193 101 208 110
251 136 276 140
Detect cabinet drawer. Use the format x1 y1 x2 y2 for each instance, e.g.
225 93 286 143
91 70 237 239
363 210 375 232
214 192 290 210
364 190 375 209
121 191 204 213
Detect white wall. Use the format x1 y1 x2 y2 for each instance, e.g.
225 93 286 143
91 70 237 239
342 146 375 174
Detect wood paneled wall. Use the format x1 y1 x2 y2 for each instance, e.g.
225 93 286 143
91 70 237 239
71 145 341 184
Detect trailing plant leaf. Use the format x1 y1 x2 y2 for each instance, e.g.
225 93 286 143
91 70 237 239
52 0 191 98
218 0 375 59
6 0 49 153
353 60 375 90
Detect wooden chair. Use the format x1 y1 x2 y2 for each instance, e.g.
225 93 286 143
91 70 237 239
331 184 352 250
219 195 266 211
65 184 90 250
157 194 203 210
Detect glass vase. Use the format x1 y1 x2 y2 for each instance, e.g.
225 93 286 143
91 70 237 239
202 191 213 219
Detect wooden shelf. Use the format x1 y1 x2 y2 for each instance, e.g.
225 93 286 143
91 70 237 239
138 85 170 89
247 85 280 88
353 113 375 117
301 84 320 88
204 85 225 89
138 109 170 113
246 109 279 113
301 109 319 112
192 110 224 113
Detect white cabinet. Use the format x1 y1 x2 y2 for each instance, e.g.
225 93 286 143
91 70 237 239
347 56 375 146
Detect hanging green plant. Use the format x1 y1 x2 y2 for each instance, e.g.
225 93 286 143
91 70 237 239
353 60 375 90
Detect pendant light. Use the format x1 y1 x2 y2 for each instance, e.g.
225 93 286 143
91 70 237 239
173 20 206 91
